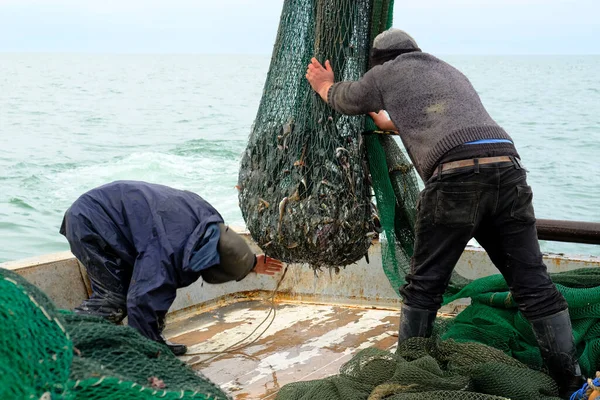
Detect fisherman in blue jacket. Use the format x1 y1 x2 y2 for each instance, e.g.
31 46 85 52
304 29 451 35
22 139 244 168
60 180 282 355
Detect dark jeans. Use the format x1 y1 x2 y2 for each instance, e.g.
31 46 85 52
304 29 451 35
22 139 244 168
399 160 567 320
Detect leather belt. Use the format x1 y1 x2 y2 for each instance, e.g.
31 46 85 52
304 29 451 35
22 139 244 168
431 156 516 178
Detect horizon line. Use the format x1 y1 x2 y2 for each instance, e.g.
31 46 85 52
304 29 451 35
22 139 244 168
1 51 599 56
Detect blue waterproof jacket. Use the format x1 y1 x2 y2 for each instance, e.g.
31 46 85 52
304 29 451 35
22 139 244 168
60 180 224 341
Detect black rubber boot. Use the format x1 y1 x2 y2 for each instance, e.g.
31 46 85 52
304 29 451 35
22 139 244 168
530 309 585 399
157 316 187 356
159 334 188 356
398 304 437 345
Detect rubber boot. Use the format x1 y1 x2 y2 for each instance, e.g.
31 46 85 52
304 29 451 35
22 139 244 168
398 304 437 345
530 309 585 399
157 316 187 356
158 334 188 356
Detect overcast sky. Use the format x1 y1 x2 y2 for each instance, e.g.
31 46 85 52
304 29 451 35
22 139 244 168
0 0 598 54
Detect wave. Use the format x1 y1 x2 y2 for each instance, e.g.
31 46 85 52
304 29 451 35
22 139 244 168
170 138 245 159
8 198 36 211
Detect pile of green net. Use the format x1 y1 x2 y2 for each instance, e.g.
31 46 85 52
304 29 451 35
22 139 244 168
276 268 600 399
0 268 230 400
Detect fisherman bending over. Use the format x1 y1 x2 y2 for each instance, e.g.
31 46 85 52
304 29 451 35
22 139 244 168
60 180 282 355
306 28 583 397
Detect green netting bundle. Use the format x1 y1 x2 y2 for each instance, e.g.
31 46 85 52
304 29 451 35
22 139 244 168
275 268 600 400
441 268 600 377
0 268 230 400
238 0 382 267
0 269 72 399
275 339 560 400
366 134 420 294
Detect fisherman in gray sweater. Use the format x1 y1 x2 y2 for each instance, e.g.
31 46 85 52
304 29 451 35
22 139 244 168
306 28 583 397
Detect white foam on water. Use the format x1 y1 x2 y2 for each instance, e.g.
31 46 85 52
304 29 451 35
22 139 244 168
46 151 245 227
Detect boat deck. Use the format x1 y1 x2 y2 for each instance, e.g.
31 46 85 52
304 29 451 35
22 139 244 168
165 299 400 399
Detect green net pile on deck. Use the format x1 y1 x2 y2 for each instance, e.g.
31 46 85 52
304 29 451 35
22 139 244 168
0 268 230 400
276 268 600 399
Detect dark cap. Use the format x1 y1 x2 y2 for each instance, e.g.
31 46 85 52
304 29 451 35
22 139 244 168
200 224 256 284
373 28 419 51
370 28 421 67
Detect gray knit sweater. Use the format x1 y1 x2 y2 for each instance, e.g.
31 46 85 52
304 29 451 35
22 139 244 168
327 52 514 180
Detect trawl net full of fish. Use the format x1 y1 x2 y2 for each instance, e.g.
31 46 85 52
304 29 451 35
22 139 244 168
238 0 379 267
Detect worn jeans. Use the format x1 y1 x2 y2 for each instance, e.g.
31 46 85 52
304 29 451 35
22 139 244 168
399 159 567 320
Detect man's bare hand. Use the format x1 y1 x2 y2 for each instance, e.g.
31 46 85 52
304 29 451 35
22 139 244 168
253 255 284 276
306 58 334 102
369 110 398 132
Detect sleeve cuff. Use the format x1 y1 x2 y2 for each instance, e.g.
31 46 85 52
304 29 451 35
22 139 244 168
236 255 257 282
326 83 336 107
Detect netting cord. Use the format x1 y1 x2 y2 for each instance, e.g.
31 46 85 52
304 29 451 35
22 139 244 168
570 371 600 400
366 383 416 400
184 264 290 365
4 276 70 340
69 376 220 399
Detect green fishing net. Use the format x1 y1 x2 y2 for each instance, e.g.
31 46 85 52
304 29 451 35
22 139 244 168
0 268 230 400
236 0 449 296
238 0 385 268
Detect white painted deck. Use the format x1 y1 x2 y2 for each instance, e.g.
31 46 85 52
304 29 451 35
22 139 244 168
166 300 400 399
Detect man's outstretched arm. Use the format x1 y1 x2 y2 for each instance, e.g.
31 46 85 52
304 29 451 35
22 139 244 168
306 58 384 116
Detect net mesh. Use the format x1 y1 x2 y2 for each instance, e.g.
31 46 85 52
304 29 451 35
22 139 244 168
238 0 387 268
275 341 558 400
0 268 230 400
366 134 419 294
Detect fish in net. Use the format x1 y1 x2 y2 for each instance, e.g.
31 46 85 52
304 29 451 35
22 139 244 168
238 0 384 268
